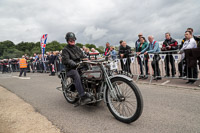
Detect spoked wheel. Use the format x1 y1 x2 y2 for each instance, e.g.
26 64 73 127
62 77 79 104
106 77 143 123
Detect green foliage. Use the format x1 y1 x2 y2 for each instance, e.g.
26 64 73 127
46 41 62 52
76 43 83 48
30 47 41 55
0 40 105 58
96 48 104 54
2 48 23 59
60 43 66 49
98 46 105 51
85 44 96 49
0 40 15 57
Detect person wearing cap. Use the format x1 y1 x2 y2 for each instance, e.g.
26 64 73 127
135 33 143 52
19 55 27 77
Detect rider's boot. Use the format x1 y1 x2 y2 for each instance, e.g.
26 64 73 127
80 92 92 105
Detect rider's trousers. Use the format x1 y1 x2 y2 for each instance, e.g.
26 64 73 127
66 69 85 96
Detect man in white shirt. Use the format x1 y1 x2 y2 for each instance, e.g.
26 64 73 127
179 31 197 60
178 30 197 84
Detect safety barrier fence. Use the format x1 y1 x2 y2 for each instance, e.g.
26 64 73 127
110 50 199 83
0 61 50 73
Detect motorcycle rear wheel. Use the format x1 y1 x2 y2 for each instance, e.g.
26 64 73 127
62 77 79 104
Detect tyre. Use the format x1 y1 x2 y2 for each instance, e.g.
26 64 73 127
62 77 79 104
106 77 143 123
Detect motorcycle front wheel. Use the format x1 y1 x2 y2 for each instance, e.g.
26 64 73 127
106 77 143 123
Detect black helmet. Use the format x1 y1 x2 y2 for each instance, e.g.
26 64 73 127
65 32 76 41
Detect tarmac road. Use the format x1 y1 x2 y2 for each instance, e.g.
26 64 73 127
0 72 200 133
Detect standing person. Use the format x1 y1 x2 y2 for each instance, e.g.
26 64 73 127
0 60 2 72
84 48 90 58
178 30 197 84
62 32 92 104
104 42 111 57
110 46 117 60
82 46 86 53
187 28 200 48
135 33 143 52
144 35 161 80
2 59 8 74
33 53 38 73
118 40 124 72
119 40 123 46
46 52 50 72
180 28 200 49
89 48 100 60
161 32 178 77
49 52 55 76
118 41 132 73
19 55 27 77
136 37 149 79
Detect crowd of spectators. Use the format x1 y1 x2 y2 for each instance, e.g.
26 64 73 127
1 27 200 84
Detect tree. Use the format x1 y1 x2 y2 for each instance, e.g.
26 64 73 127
46 41 62 52
60 43 66 49
96 48 104 54
85 44 96 49
76 43 83 48
28 42 41 55
0 40 15 57
98 46 105 51
2 48 23 59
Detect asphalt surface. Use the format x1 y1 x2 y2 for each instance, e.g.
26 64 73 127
0 72 200 133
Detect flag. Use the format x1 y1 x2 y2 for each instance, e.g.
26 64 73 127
40 34 48 71
40 34 48 56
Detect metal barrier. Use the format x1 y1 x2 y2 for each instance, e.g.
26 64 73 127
112 50 199 83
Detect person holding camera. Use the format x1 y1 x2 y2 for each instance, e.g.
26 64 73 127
161 32 178 77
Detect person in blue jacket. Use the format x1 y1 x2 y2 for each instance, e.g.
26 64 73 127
143 35 161 80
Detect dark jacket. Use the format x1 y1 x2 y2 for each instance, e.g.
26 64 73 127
136 42 149 59
194 35 200 48
162 38 178 51
135 39 140 51
185 48 200 68
62 44 86 71
49 55 55 64
118 45 132 58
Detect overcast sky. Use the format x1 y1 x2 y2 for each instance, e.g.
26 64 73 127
0 0 200 47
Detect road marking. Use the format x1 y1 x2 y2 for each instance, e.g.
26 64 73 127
161 80 170 85
12 76 31 79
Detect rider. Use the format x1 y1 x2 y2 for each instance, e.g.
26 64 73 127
61 32 92 104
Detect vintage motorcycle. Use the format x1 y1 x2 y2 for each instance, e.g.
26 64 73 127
57 58 143 123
